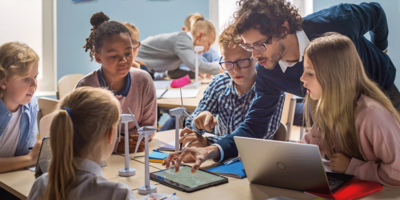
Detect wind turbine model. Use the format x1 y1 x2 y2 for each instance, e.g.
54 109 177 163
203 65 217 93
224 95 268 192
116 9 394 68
169 88 194 152
183 46 204 89
128 108 158 195
118 114 137 177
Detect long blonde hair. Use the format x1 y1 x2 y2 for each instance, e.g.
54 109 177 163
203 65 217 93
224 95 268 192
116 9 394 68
304 33 400 160
188 14 216 38
0 42 39 98
44 87 120 200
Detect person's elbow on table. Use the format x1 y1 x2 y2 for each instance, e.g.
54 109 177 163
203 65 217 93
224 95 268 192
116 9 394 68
162 145 221 173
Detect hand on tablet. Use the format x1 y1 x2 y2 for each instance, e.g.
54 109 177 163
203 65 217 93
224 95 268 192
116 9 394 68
28 140 42 165
179 132 209 148
162 145 220 173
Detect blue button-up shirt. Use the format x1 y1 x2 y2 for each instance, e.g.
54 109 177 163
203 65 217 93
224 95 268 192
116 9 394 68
0 97 38 156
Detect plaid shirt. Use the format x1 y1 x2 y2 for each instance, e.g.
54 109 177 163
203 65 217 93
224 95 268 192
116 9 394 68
185 73 285 143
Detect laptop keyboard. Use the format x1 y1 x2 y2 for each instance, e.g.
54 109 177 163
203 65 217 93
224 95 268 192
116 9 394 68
326 172 354 192
328 176 344 191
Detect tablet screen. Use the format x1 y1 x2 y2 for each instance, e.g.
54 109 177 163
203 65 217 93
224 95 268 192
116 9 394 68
151 165 227 191
35 137 52 178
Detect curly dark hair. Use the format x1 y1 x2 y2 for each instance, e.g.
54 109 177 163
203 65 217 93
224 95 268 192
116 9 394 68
231 0 303 42
83 12 131 61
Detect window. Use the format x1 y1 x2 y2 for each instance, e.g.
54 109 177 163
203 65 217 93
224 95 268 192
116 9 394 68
0 0 56 96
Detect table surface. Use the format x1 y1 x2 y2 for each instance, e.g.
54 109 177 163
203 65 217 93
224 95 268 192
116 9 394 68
156 83 208 111
1 130 399 200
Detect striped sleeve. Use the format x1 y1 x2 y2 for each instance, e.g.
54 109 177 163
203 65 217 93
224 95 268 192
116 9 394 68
185 74 228 135
264 93 286 139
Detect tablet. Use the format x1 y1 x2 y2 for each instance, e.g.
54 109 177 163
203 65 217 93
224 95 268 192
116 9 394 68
34 137 52 179
150 165 228 192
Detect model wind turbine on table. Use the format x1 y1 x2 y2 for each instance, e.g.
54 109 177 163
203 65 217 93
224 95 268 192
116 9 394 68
118 113 137 177
169 88 194 152
127 108 158 195
183 46 204 89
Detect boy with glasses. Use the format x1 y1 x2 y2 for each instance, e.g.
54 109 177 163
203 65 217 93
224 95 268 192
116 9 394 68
178 25 284 148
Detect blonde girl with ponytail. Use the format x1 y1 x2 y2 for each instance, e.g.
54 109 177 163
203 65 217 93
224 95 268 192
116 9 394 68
136 14 223 76
166 13 221 80
27 87 138 200
299 33 400 186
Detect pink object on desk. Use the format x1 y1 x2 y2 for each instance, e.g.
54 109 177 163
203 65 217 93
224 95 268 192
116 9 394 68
170 75 191 88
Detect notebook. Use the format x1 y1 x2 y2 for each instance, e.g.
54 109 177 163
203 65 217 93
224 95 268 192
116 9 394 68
149 151 169 160
157 141 176 151
206 160 247 179
304 179 383 200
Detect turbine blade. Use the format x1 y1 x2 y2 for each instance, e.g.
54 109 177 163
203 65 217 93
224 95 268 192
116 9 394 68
128 108 140 129
134 134 144 157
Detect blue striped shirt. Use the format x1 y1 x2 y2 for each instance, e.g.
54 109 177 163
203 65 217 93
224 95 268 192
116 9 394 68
185 72 285 144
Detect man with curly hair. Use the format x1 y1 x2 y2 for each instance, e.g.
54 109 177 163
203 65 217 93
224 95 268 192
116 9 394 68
163 0 399 173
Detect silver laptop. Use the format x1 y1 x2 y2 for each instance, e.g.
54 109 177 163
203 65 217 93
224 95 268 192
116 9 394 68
234 136 353 194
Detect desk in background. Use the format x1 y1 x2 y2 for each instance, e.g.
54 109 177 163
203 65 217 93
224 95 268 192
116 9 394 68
157 84 208 112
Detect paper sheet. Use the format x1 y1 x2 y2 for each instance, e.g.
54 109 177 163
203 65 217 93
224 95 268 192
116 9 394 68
156 89 167 99
161 89 200 98
153 80 172 89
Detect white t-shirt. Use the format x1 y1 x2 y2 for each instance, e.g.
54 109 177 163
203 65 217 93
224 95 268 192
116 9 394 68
0 106 22 158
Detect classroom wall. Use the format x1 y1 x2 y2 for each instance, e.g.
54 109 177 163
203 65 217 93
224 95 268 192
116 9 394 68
56 0 209 83
313 0 400 88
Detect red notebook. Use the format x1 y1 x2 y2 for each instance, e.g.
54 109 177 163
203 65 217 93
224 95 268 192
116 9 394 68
304 179 383 200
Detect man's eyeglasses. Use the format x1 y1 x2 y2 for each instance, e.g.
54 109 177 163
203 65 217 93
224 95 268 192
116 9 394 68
219 57 253 71
239 37 272 52
132 41 141 49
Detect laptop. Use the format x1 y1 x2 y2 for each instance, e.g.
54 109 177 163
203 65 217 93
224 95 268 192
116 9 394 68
234 136 354 194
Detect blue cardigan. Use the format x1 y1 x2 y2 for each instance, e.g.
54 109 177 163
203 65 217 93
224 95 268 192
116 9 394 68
215 2 396 160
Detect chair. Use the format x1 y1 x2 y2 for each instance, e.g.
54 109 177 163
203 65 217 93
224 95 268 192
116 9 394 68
37 97 59 132
39 112 56 139
273 121 288 141
57 74 84 99
286 95 306 141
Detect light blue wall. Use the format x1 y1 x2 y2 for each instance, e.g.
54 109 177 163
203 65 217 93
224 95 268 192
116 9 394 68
56 0 209 82
313 0 400 87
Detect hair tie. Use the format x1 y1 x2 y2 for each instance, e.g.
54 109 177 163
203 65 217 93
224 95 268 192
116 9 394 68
61 108 72 117
201 18 204 21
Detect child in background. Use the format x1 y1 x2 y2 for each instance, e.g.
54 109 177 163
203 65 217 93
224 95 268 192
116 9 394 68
27 87 138 200
136 14 223 77
179 25 284 147
122 22 152 77
300 33 400 186
167 13 221 79
76 12 157 153
0 42 41 174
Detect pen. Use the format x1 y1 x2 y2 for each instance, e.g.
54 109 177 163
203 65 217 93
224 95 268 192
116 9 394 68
224 157 240 165
159 89 168 99
157 192 176 200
